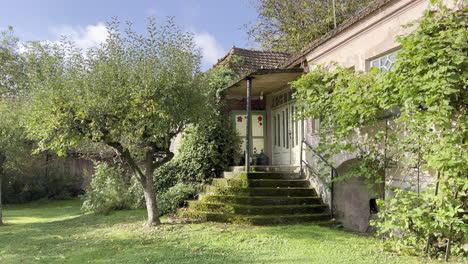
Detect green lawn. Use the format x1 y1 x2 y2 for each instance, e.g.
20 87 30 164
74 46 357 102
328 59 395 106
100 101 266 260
0 200 450 264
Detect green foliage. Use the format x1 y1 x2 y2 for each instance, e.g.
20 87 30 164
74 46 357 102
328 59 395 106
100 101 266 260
373 3 468 258
291 2 467 258
292 64 385 186
247 0 373 52
1 28 84 212
21 17 207 224
23 17 204 156
0 27 28 170
157 182 199 216
82 162 199 216
3 154 85 204
153 65 241 191
82 162 143 215
373 188 467 257
0 26 26 96
0 97 29 225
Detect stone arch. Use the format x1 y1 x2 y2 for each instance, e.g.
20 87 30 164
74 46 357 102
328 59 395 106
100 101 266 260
333 159 383 232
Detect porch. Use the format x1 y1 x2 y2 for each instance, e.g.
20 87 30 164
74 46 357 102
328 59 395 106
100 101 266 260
221 68 304 170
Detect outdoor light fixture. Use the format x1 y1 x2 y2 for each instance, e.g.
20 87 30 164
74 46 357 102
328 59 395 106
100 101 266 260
260 91 264 100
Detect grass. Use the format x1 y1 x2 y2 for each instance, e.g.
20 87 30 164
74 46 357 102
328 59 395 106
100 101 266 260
0 200 452 264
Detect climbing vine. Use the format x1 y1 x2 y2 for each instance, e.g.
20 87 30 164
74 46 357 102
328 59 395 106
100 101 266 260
292 64 387 188
292 1 467 259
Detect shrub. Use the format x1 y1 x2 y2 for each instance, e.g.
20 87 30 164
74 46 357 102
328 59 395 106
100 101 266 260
157 182 200 215
81 162 143 215
372 187 467 258
82 162 199 216
3 154 85 204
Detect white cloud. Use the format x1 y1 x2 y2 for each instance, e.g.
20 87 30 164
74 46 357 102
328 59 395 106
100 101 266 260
193 32 225 68
49 23 108 50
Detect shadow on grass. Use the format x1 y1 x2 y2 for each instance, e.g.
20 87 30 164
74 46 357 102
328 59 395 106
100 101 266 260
0 204 263 263
0 201 423 264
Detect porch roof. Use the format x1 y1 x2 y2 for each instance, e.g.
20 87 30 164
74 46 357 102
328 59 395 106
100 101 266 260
223 68 304 97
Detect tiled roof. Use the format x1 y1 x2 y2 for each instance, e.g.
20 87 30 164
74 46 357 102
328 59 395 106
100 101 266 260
214 46 291 75
215 0 400 73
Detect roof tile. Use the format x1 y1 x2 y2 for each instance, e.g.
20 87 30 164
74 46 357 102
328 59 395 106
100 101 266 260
214 46 291 75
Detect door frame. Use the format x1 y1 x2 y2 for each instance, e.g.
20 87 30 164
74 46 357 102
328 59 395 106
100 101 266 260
271 100 303 165
230 110 268 156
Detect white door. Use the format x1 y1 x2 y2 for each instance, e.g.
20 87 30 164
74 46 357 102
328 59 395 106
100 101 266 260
272 103 303 165
290 104 303 165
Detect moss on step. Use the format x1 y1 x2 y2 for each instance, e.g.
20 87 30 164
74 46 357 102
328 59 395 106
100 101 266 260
200 195 322 206
206 186 317 197
180 170 332 225
247 179 309 188
213 178 310 188
178 210 330 225
212 178 248 188
188 201 328 215
242 172 305 180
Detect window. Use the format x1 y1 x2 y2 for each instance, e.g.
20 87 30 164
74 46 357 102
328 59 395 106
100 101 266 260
272 91 295 108
370 50 399 72
311 118 320 134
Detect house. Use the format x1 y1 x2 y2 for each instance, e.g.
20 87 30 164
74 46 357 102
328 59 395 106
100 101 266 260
181 0 461 231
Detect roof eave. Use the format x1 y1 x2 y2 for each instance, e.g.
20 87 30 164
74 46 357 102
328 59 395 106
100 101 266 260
223 68 304 91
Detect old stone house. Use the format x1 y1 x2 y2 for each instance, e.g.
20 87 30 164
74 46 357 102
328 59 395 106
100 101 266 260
180 0 462 231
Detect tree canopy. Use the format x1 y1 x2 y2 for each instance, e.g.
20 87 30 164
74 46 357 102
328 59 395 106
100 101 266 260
23 18 207 226
247 0 374 52
0 27 28 225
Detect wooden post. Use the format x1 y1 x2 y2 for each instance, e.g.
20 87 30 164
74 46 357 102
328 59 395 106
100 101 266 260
245 77 252 172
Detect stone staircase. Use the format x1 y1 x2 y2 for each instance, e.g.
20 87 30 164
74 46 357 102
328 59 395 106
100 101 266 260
179 166 331 225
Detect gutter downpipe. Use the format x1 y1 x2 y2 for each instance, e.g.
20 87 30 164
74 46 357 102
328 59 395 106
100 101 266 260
245 77 252 172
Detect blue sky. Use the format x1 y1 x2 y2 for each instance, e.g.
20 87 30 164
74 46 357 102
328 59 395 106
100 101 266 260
0 0 258 70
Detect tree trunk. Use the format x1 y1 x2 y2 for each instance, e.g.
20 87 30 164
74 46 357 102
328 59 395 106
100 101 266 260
142 175 161 226
0 154 5 226
0 172 3 226
118 149 161 226
141 150 161 226
103 140 169 227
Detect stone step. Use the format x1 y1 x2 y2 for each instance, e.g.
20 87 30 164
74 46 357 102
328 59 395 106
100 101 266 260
224 172 304 180
246 179 310 188
228 166 300 173
178 210 330 225
188 201 328 215
200 195 323 206
212 178 309 188
244 172 304 180
205 186 317 197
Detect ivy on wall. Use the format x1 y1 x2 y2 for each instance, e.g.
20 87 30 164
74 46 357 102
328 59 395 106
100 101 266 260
291 1 467 258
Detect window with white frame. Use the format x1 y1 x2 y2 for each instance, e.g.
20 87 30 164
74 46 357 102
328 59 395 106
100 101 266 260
370 50 399 72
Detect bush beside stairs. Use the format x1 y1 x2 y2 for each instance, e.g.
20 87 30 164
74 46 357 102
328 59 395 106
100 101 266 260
179 167 332 225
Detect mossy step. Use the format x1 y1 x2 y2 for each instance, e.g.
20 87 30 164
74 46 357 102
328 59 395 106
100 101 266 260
247 179 309 188
213 178 309 188
205 186 317 197
237 172 304 180
188 201 327 215
178 210 330 225
200 195 322 206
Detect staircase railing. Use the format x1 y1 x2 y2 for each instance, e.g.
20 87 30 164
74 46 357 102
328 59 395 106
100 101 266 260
300 138 337 218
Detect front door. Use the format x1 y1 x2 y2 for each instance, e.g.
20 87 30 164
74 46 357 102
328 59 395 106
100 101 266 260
272 102 303 165
232 111 267 159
